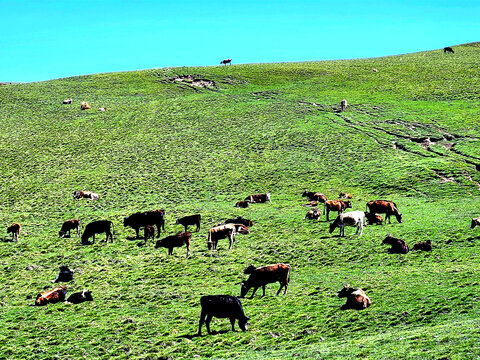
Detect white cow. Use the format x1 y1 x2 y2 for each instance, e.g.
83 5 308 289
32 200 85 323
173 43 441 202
329 210 365 237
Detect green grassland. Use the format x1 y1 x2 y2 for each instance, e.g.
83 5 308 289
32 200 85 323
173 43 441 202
0 43 479 359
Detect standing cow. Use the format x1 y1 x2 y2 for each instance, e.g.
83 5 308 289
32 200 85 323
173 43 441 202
198 295 249 336
366 200 402 224
175 214 201 232
124 210 165 238
220 58 232 66
329 210 365 237
59 219 81 238
323 200 352 222
7 223 21 242
81 220 114 245
207 224 250 250
155 231 192 257
340 99 348 112
239 263 291 298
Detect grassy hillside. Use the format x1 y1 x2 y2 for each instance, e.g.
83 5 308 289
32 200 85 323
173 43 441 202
0 43 479 359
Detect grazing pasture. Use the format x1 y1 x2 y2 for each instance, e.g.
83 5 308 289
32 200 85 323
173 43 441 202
0 43 479 358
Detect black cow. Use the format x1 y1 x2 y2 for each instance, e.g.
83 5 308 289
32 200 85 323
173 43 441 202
175 214 201 232
198 295 249 336
124 210 165 238
81 220 114 245
65 289 93 304
382 234 409 254
51 266 73 283
444 47 454 54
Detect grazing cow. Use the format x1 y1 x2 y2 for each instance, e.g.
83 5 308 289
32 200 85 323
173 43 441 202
339 192 352 199
340 99 347 112
7 222 21 242
235 200 250 208
59 219 81 238
34 286 67 306
304 208 321 220
175 214 201 232
224 216 253 228
123 210 166 238
63 98 73 104
81 220 114 245
329 210 365 237
244 193 271 204
198 295 248 336
155 231 192 256
239 263 291 298
444 47 454 54
65 289 93 304
323 200 352 222
366 200 402 224
411 240 432 251
365 212 383 225
52 265 73 283
220 58 232 66
80 101 91 110
144 225 155 245
302 190 327 203
73 190 99 200
207 224 249 250
382 234 409 254
338 285 371 310
471 217 480 229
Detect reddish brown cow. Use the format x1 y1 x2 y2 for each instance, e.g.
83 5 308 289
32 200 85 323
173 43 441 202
34 286 67 306
7 222 21 242
364 212 383 225
244 193 271 204
411 240 432 251
382 235 409 254
175 214 201 232
366 200 402 224
235 200 250 208
207 224 250 250
338 285 371 310
59 219 81 238
302 190 327 203
323 200 352 222
304 208 321 220
144 225 155 245
239 263 291 298
73 190 98 200
155 231 192 256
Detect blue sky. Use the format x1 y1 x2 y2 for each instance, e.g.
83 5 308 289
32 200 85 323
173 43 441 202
1 0 478 82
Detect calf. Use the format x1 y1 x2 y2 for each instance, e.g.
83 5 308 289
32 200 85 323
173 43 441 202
329 210 365 237
244 193 271 204
155 231 192 256
338 285 371 310
323 200 352 222
175 214 201 232
207 224 249 250
198 295 248 336
80 101 91 110
302 190 327 203
239 263 291 298
34 286 67 306
235 200 250 208
59 219 81 238
124 210 165 238
81 220 114 245
364 212 383 225
63 98 73 104
144 225 155 245
471 217 480 229
52 265 73 283
411 240 432 251
73 190 99 200
366 200 402 224
65 289 93 304
382 234 409 254
7 222 21 242
224 217 253 228
304 208 321 220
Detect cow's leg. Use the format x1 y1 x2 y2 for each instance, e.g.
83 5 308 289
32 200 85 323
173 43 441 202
135 227 140 239
184 225 188 232
262 285 267 297
340 225 344 237
92 234 95 244
186 243 190 257
284 280 289 295
168 247 173 255
205 314 213 334
249 286 259 299
196 222 200 232
198 311 206 335
277 283 284 295
358 222 363 236
230 317 236 331
229 234 234 250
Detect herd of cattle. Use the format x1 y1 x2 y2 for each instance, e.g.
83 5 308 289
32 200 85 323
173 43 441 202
3 188 480 335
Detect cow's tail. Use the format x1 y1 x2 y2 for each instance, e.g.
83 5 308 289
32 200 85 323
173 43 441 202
286 264 292 283
110 221 115 241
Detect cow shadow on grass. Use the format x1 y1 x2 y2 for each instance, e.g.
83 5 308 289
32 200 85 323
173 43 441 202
178 329 230 340
465 235 480 241
1 236 15 243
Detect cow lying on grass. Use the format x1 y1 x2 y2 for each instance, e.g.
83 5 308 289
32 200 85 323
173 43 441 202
411 240 432 251
73 190 98 200
329 211 365 237
338 285 371 310
244 193 271 204
239 263 291 298
302 190 327 203
382 234 409 254
304 208 321 220
471 217 480 229
33 287 67 306
365 212 383 225
198 295 249 336
224 217 253 228
65 289 93 304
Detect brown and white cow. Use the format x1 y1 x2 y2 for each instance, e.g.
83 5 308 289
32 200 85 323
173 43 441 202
220 58 232 66
239 263 291 298
65 289 93 304
175 214 201 232
73 190 99 200
304 208 321 220
382 234 409 254
329 210 365 237
302 190 327 203
59 219 81 238
33 286 67 306
235 200 250 208
471 217 480 229
366 200 402 224
7 222 21 242
338 285 371 310
323 200 352 222
124 210 166 238
80 101 91 110
244 193 271 204
155 231 192 256
207 224 249 250
81 220 114 245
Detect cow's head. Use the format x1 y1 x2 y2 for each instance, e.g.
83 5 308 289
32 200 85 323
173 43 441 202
82 289 93 301
236 225 250 235
395 213 403 223
338 284 353 298
329 222 337 234
302 190 309 197
238 316 250 332
243 265 256 274
239 282 250 298
472 219 477 229
344 201 353 209
382 234 396 245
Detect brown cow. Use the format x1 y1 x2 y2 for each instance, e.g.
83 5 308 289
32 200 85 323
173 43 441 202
323 200 352 222
364 212 383 225
240 263 291 298
244 193 271 204
471 217 480 229
338 285 371 310
302 190 327 203
7 222 21 242
124 210 166 238
207 224 250 250
366 200 402 224
411 240 432 251
235 200 250 208
80 101 91 110
382 234 409 254
175 214 201 232
59 219 81 238
304 208 321 220
144 225 155 245
73 190 98 200
224 217 253 228
155 231 192 256
34 286 67 306
81 220 114 245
